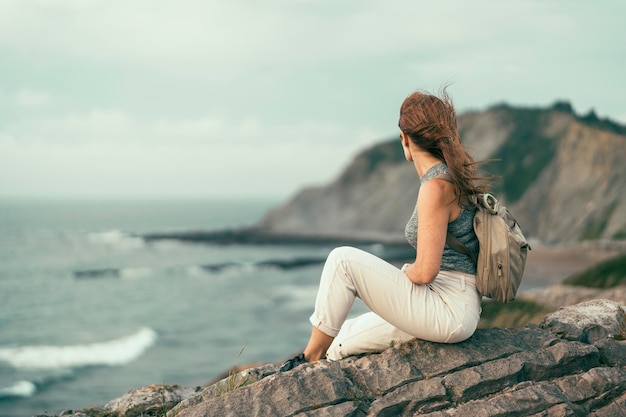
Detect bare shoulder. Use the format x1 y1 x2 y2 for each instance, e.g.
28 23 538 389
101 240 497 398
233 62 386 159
418 178 455 206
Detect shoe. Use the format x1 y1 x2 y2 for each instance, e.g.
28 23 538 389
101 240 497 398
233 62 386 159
279 353 307 372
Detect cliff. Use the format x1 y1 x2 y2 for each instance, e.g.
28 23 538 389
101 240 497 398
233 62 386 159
258 103 626 245
58 299 626 417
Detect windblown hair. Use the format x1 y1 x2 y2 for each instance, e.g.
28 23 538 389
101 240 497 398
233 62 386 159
398 87 490 203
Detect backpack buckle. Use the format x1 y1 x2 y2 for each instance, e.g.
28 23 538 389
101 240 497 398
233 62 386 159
480 193 499 215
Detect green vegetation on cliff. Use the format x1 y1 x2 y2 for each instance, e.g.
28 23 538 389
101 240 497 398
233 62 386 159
563 253 626 289
337 139 404 186
580 202 618 240
484 106 559 203
484 102 626 204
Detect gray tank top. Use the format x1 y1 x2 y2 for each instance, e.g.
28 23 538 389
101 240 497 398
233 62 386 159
405 162 478 275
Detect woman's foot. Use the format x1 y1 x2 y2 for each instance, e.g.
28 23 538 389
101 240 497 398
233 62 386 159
279 353 307 372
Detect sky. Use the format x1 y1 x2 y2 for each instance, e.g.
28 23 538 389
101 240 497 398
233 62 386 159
0 0 624 200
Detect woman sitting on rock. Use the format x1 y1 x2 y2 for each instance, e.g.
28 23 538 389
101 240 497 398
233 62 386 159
280 88 489 371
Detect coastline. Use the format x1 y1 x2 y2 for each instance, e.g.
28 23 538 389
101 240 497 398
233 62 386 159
140 227 409 247
141 227 626 290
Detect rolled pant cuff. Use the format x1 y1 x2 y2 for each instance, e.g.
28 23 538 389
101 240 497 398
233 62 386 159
309 314 340 338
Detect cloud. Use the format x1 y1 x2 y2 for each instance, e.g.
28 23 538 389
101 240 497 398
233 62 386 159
153 117 226 140
2 104 383 145
2 109 132 143
0 0 584 77
0 133 366 198
0 107 384 197
0 0 623 198
14 89 53 108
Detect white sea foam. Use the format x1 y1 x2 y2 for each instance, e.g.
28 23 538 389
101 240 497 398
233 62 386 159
0 380 37 398
87 230 145 250
0 328 157 370
185 265 205 277
120 267 153 279
274 285 318 310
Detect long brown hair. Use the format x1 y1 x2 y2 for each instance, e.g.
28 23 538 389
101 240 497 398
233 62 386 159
398 87 490 203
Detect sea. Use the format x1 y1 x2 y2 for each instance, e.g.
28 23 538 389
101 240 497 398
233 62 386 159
0 197 405 417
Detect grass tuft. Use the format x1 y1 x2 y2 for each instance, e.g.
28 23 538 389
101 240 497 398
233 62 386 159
478 299 551 329
217 344 252 397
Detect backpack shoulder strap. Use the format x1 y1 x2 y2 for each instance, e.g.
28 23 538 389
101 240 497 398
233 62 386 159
446 231 478 265
433 174 478 264
432 173 479 265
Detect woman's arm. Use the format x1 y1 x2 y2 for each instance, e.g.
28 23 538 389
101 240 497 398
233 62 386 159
403 179 455 285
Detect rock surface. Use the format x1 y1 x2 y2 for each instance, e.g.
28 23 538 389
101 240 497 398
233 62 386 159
103 384 202 416
70 299 626 417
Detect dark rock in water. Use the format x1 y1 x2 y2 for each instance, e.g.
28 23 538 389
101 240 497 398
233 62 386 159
59 299 625 417
73 268 120 279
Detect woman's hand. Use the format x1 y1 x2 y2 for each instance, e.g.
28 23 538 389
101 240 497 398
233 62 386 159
403 262 435 285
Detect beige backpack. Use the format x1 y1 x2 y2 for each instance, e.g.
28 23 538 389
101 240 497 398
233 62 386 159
446 193 531 303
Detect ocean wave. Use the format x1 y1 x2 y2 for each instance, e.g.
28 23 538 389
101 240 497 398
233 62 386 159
74 268 120 279
0 370 75 399
0 380 37 398
0 328 158 370
73 256 325 280
119 267 153 279
272 285 318 310
87 230 145 250
199 256 325 275
257 256 325 270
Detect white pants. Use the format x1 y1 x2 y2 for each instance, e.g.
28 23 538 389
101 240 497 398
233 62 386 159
309 246 482 361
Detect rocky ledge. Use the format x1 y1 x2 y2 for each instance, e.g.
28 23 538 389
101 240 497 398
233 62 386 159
59 299 626 417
